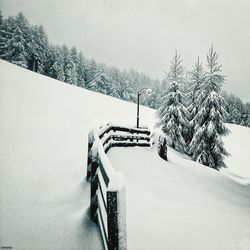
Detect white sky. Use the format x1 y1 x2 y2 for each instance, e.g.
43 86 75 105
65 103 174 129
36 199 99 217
1 0 250 101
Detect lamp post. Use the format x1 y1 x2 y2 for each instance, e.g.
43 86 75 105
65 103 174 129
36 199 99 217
136 88 152 128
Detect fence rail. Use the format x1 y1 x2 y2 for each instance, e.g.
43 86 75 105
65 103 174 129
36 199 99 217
87 123 151 250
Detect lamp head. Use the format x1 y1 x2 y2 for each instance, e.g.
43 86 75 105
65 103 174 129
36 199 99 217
146 88 152 96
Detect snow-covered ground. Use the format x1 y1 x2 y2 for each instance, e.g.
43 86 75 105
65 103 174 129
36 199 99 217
0 60 153 250
0 60 249 249
223 124 250 181
108 147 250 250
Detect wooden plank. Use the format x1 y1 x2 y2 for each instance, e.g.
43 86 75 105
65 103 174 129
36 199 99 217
107 191 119 250
109 142 150 149
99 126 113 139
99 125 150 139
98 153 110 187
98 178 107 212
115 136 150 142
102 135 150 147
97 207 109 250
90 160 98 222
87 131 94 181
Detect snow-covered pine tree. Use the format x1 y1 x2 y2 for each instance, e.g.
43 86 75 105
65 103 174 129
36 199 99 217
0 15 9 60
189 57 204 118
62 45 78 85
77 51 86 88
95 67 112 95
44 45 55 76
156 51 189 153
230 94 243 124
189 44 229 169
106 67 123 98
27 25 48 73
36 25 48 74
109 84 121 98
49 46 65 81
242 102 250 127
0 11 3 26
146 80 162 109
84 59 99 90
119 71 134 101
187 57 205 144
12 12 30 68
4 16 28 68
65 46 78 85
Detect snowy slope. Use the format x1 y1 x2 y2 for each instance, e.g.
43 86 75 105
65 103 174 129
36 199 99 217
0 60 250 250
0 60 154 250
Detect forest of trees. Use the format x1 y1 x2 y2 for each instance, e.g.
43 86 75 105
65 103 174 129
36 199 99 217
157 47 231 169
0 11 161 108
0 11 250 169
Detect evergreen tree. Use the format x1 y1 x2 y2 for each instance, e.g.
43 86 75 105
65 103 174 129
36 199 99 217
44 45 55 77
146 80 162 109
4 15 28 68
49 46 65 81
242 102 250 127
84 59 102 90
187 57 205 143
156 51 189 153
230 95 243 124
70 46 78 65
189 57 204 118
27 25 48 73
106 67 123 98
27 26 39 72
77 51 86 87
37 25 49 73
95 68 112 94
0 16 9 60
118 71 134 101
15 12 31 66
189 45 229 169
0 11 3 26
62 45 77 84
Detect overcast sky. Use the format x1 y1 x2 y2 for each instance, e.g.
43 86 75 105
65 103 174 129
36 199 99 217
1 0 250 101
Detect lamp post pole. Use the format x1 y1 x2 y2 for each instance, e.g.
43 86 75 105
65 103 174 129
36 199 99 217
137 91 140 128
136 88 152 128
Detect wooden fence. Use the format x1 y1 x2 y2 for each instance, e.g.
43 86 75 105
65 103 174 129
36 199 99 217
87 123 151 250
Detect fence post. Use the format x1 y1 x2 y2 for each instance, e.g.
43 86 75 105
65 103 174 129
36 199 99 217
107 191 119 250
90 153 99 223
87 131 94 181
158 136 168 161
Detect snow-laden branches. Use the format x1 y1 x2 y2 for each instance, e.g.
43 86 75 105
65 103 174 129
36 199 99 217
188 45 230 169
156 51 189 153
156 45 231 170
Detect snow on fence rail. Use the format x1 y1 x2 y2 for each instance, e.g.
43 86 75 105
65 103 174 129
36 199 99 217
87 123 151 250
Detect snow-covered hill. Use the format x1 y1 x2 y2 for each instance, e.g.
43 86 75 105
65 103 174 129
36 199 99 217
0 60 154 250
0 60 249 250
